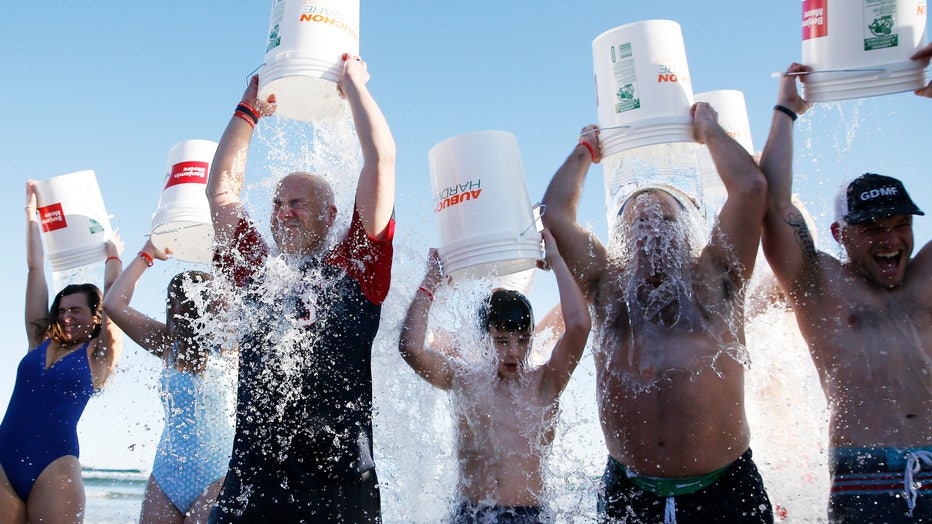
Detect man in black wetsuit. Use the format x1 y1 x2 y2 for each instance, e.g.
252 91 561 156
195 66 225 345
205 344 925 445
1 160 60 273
207 54 395 523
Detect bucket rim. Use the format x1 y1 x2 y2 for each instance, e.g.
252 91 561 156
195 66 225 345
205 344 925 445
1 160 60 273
592 19 683 45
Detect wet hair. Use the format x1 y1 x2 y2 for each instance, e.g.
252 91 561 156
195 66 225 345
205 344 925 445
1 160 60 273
477 289 534 335
47 283 103 342
617 186 691 217
166 271 212 317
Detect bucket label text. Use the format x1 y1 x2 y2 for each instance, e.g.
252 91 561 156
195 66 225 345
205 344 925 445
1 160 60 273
39 203 67 232
434 180 482 213
802 0 828 40
165 161 209 189
611 42 640 113
864 0 899 51
299 5 359 41
267 0 285 52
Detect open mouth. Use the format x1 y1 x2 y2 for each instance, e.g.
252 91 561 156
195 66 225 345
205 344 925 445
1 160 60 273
874 250 902 274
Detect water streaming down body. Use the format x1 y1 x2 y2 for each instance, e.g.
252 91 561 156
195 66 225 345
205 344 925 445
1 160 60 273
598 188 752 389
191 111 838 522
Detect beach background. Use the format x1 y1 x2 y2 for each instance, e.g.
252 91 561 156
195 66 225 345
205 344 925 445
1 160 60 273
1 2 929 523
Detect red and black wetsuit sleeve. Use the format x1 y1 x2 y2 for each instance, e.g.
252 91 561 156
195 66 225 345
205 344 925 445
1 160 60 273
326 207 395 305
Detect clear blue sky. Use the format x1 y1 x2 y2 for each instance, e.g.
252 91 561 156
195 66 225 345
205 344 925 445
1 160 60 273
0 2 929 520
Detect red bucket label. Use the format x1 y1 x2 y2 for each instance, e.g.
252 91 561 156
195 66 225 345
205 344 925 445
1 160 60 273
803 0 828 40
39 203 67 232
165 161 209 189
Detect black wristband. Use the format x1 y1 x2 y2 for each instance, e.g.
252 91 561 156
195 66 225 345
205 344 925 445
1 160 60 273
235 103 260 124
773 104 798 122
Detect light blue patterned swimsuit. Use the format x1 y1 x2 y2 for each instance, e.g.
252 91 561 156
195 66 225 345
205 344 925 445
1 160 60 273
151 347 236 514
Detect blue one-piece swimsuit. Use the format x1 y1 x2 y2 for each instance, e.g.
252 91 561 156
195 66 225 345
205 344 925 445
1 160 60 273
0 339 94 500
151 348 236 514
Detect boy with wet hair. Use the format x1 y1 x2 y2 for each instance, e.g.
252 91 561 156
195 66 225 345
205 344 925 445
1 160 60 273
399 230 590 523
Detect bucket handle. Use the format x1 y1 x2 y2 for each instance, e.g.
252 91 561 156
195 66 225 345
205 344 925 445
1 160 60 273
521 203 546 237
244 64 264 86
774 67 891 79
580 125 631 138
149 223 211 235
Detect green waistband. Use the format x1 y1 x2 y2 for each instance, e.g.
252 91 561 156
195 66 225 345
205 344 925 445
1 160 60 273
615 457 730 497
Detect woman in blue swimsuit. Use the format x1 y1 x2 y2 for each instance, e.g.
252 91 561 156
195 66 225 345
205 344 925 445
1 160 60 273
103 238 236 524
0 180 124 523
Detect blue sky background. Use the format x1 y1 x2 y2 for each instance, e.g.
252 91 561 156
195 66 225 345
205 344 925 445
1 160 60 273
0 2 929 521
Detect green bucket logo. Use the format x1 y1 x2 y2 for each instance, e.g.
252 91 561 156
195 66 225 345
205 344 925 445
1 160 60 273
267 24 281 53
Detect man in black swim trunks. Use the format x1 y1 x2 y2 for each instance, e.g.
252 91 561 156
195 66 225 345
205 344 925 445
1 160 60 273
542 102 773 522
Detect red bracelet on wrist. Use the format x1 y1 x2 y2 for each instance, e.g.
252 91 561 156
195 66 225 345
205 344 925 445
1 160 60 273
237 102 260 120
417 286 434 301
138 251 154 267
105 256 122 265
233 110 257 129
578 140 596 162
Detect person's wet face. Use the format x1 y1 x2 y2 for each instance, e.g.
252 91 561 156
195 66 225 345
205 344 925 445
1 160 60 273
271 173 336 255
57 293 98 345
616 190 690 281
489 327 532 380
835 213 914 288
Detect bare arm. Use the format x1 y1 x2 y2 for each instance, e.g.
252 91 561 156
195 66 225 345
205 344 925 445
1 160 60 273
759 63 822 292
101 239 171 358
340 55 396 239
398 249 457 390
540 126 607 298
538 229 591 399
207 75 276 249
89 234 126 389
694 101 768 284
24 180 49 350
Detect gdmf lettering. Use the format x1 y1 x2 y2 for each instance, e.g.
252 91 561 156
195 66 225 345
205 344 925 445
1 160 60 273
434 180 482 212
299 6 358 41
860 186 898 200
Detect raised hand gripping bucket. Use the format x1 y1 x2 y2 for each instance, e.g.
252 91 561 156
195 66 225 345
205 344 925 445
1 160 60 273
150 140 218 264
429 131 543 280
34 170 113 272
259 0 360 121
694 90 755 222
592 20 696 160
801 0 928 102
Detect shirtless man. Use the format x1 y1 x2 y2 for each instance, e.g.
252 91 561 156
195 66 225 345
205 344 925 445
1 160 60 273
542 102 772 522
398 230 590 523
760 54 932 521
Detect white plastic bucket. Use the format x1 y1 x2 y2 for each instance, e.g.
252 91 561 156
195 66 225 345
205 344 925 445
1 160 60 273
694 90 754 222
259 0 360 121
429 131 543 280
34 170 113 272
801 0 928 102
592 20 695 159
150 140 218 263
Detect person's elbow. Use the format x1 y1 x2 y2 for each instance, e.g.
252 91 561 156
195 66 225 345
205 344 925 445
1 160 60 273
736 168 768 215
564 312 592 344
